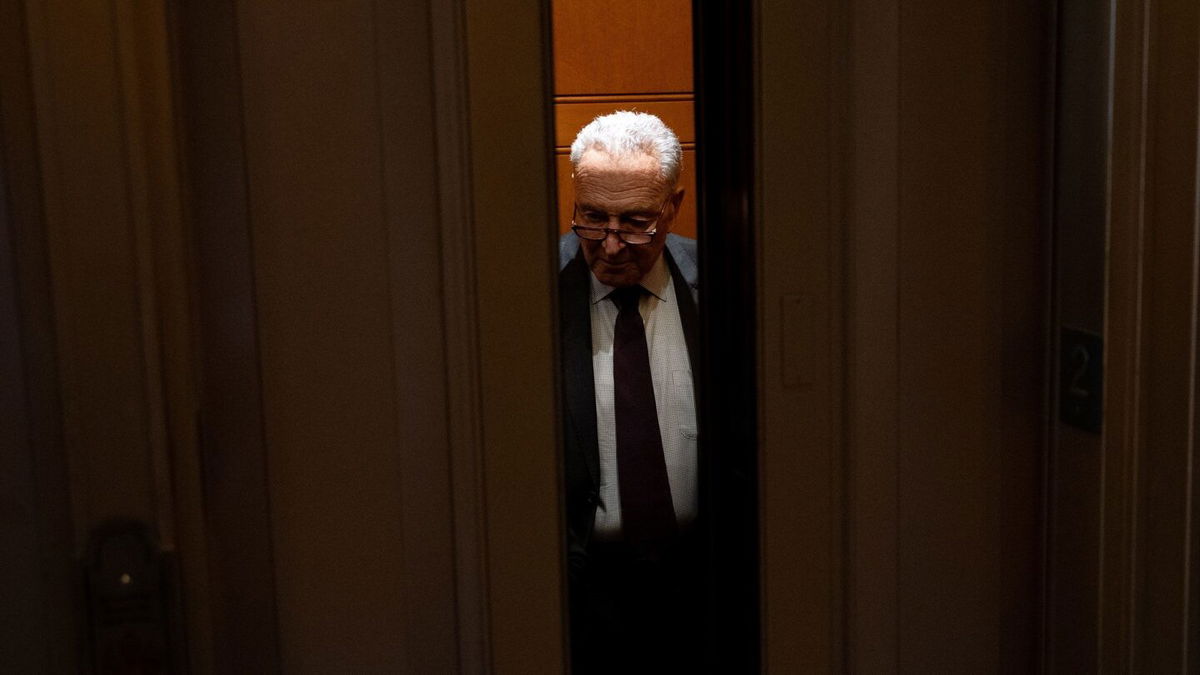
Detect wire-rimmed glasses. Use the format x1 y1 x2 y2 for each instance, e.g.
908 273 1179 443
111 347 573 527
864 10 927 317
570 199 670 245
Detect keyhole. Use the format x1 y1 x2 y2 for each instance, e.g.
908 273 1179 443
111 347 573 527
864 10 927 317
1068 344 1090 398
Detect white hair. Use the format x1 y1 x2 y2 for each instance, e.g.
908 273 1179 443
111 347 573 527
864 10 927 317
569 111 682 185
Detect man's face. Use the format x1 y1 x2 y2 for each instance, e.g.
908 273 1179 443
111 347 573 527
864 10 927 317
573 149 683 288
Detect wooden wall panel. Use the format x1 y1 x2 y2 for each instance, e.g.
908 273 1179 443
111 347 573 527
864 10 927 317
554 97 694 146
552 0 693 95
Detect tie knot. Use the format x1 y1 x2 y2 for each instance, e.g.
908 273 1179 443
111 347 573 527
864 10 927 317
610 285 644 313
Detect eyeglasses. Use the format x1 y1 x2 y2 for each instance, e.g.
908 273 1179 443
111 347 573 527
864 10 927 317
570 200 670 246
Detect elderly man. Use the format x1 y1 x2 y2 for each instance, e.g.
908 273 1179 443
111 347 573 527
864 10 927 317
558 111 703 672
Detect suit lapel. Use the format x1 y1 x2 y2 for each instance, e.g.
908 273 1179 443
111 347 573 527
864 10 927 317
665 247 699 377
560 249 600 488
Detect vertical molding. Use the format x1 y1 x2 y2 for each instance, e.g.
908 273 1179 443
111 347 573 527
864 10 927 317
1045 0 1113 668
1102 0 1200 670
1185 98 1200 672
21 0 95 555
993 2 1051 671
109 0 176 553
428 0 490 670
1186 9 1200 657
174 0 281 669
1101 0 1150 670
17 0 209 669
373 0 461 670
110 1 213 670
21 0 184 545
697 0 764 669
462 0 563 671
0 0 78 670
1037 0 1060 668
156 0 218 668
1131 0 1200 669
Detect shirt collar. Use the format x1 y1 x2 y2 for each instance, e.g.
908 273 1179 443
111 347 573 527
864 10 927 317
589 253 671 305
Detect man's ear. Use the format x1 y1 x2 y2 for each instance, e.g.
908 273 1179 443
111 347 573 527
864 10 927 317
660 187 685 236
670 186 686 212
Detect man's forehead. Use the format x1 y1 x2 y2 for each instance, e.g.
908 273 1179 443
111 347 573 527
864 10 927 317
574 148 663 179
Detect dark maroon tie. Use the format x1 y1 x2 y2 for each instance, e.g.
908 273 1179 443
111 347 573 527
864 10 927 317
610 286 677 546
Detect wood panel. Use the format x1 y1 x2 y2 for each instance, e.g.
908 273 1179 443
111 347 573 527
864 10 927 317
554 97 694 146
551 0 693 95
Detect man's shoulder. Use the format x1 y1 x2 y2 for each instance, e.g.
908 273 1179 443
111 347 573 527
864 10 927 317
559 231 582 272
664 234 697 285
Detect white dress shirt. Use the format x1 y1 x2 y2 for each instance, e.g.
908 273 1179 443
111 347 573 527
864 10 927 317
589 254 698 541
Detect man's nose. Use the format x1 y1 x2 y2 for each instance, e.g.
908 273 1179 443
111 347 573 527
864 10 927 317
603 229 625 255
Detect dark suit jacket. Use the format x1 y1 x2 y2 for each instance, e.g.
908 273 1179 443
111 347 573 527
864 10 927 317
557 232 700 578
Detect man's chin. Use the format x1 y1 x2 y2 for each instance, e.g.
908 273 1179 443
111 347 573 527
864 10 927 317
592 266 639 288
